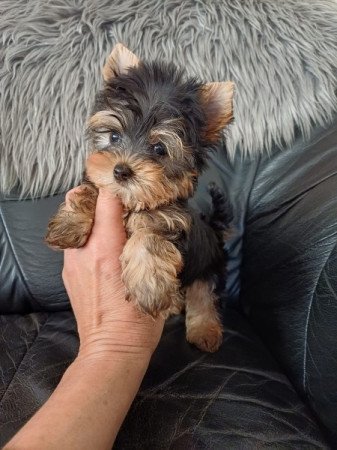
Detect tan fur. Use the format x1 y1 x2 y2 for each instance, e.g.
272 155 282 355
121 206 190 317
125 205 191 240
121 230 183 317
88 111 124 132
86 151 196 211
185 279 223 352
45 183 98 249
102 43 139 82
200 81 234 142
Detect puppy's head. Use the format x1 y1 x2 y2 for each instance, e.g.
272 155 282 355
86 44 234 211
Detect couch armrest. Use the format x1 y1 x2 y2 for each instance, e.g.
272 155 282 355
0 193 69 313
240 118 337 441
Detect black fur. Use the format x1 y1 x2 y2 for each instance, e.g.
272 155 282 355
91 62 218 172
178 184 232 288
208 182 233 233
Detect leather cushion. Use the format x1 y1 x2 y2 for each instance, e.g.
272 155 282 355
0 309 328 448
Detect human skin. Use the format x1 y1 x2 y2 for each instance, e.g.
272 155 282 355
5 188 164 450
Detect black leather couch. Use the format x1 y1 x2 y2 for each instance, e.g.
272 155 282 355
1 117 336 449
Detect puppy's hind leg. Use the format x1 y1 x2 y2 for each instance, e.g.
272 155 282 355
185 279 223 353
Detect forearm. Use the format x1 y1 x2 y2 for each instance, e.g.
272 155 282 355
5 355 150 450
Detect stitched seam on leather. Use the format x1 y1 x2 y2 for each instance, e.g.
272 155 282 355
240 155 263 310
0 204 35 304
245 156 263 220
303 242 337 392
0 314 49 405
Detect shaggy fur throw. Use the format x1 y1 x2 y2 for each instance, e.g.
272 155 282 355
1 0 337 197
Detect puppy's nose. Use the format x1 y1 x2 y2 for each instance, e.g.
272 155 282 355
113 163 133 181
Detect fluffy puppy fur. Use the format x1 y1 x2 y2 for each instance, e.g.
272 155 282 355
46 44 234 352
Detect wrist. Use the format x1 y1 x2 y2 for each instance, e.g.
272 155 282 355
77 342 154 366
77 329 155 366
77 316 164 362
74 349 151 370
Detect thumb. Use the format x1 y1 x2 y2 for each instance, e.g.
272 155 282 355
90 188 126 242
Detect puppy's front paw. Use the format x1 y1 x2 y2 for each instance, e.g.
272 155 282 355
46 208 93 249
45 184 98 250
121 231 183 317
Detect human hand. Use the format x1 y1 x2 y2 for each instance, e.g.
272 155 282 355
62 187 164 363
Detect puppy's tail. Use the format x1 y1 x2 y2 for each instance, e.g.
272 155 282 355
207 182 233 239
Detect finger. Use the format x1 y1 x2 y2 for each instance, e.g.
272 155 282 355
91 188 126 240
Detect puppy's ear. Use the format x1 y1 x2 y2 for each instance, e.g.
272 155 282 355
103 43 140 82
200 81 234 143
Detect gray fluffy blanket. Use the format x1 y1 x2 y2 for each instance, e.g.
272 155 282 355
1 0 337 197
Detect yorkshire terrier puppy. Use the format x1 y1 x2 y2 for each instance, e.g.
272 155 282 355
46 44 234 352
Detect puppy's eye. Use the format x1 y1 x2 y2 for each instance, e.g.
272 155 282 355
110 130 121 144
152 142 167 156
